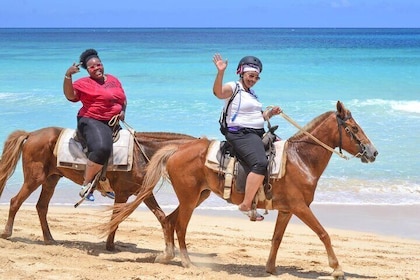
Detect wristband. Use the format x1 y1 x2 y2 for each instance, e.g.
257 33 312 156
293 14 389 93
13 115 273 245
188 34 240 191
64 75 72 80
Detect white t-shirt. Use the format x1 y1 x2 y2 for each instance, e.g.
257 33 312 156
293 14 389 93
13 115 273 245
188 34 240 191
222 81 264 129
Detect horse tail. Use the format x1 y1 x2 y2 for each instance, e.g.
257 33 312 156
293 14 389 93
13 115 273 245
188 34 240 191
102 144 179 236
0 130 30 197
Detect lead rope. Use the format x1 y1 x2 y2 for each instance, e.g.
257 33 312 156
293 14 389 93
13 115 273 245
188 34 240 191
277 111 349 160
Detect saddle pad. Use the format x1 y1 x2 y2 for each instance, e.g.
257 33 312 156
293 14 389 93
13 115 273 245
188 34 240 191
54 128 134 171
205 140 225 171
205 140 288 179
271 140 288 179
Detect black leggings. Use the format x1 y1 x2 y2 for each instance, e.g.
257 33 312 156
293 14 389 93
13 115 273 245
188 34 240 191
77 117 113 165
225 128 267 175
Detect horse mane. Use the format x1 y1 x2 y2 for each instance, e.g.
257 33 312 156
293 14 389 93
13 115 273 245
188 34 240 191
289 111 334 141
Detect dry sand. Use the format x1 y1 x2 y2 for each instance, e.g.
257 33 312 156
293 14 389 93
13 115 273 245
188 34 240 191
0 205 419 280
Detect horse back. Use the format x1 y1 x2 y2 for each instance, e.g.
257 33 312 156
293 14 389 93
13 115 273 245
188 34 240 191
23 127 63 159
166 138 211 173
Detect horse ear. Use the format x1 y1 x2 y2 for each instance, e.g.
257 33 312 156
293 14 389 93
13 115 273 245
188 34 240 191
336 101 346 118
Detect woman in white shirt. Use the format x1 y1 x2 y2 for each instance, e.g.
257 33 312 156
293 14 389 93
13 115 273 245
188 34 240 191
213 53 282 221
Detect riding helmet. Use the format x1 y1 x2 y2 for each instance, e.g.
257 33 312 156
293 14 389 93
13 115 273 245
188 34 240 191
236 56 263 74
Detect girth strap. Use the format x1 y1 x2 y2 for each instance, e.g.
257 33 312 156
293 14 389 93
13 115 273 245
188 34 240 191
223 157 235 199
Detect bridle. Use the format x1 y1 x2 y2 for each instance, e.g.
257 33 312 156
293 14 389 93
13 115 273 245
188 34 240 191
336 112 368 159
280 111 367 160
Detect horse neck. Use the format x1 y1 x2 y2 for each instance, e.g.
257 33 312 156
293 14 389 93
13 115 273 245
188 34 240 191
287 112 339 174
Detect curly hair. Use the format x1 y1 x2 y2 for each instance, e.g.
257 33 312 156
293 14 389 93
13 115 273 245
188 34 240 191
79 49 100 69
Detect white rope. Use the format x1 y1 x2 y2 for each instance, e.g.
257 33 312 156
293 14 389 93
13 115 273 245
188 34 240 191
279 112 349 160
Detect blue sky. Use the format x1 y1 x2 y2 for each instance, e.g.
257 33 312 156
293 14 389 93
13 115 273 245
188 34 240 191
1 0 418 28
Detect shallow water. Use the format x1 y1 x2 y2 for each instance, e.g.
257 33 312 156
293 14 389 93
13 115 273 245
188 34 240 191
0 28 419 207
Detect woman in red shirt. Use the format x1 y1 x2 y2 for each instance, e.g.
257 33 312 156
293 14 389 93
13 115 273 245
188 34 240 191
63 49 127 201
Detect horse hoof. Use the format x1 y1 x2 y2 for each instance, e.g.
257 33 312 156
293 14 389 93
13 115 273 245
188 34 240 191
331 270 345 280
265 264 277 275
44 239 58 245
106 244 115 251
106 246 115 251
317 276 344 280
317 276 345 280
1 232 11 239
154 253 172 264
181 261 193 268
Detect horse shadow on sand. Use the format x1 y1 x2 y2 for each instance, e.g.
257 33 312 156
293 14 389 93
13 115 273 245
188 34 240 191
4 237 376 279
105 243 377 279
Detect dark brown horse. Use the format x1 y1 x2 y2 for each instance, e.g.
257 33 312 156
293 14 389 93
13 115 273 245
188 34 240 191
0 127 195 250
104 101 378 278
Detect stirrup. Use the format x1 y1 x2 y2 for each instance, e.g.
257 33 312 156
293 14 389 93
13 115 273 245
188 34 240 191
79 183 93 198
74 173 100 208
85 192 95 201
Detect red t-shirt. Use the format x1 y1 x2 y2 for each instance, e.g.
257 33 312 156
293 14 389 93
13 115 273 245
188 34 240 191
72 74 126 121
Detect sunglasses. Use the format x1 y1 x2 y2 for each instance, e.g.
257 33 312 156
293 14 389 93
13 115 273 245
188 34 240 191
245 72 261 80
87 63 103 70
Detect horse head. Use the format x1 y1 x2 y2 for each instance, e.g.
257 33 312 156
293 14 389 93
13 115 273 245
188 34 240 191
336 101 378 163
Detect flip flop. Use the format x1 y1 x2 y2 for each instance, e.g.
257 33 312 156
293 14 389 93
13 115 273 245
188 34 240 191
239 208 264 222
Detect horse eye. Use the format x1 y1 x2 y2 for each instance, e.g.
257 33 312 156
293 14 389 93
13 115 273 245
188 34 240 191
352 126 359 133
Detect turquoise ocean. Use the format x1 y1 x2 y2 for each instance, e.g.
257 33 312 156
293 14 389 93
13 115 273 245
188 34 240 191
0 28 419 225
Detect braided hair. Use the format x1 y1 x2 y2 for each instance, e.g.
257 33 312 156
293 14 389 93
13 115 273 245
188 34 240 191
79 49 100 69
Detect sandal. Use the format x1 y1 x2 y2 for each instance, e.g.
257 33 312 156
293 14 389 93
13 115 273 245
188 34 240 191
239 207 264 222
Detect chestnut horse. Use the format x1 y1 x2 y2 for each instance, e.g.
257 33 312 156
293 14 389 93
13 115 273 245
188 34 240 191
0 127 195 250
104 101 378 278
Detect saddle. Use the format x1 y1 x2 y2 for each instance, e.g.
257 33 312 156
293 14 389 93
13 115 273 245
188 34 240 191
205 125 287 206
54 128 134 172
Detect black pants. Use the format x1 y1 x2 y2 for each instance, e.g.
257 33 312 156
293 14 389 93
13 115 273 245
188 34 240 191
77 117 113 165
225 128 267 175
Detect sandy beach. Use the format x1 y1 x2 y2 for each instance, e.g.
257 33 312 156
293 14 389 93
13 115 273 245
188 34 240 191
0 204 419 280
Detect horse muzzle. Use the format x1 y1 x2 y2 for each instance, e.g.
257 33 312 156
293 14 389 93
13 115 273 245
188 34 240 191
358 143 378 163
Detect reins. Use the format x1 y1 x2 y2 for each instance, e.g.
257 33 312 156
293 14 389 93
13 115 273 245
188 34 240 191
278 111 349 160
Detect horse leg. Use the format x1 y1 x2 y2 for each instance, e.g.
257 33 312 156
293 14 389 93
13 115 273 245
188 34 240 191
155 189 211 266
176 189 211 268
266 211 292 274
174 204 196 268
142 195 178 264
154 207 179 264
36 175 61 244
292 204 344 279
1 179 42 239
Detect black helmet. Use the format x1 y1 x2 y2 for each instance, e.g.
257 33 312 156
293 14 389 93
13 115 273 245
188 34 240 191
236 56 263 74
